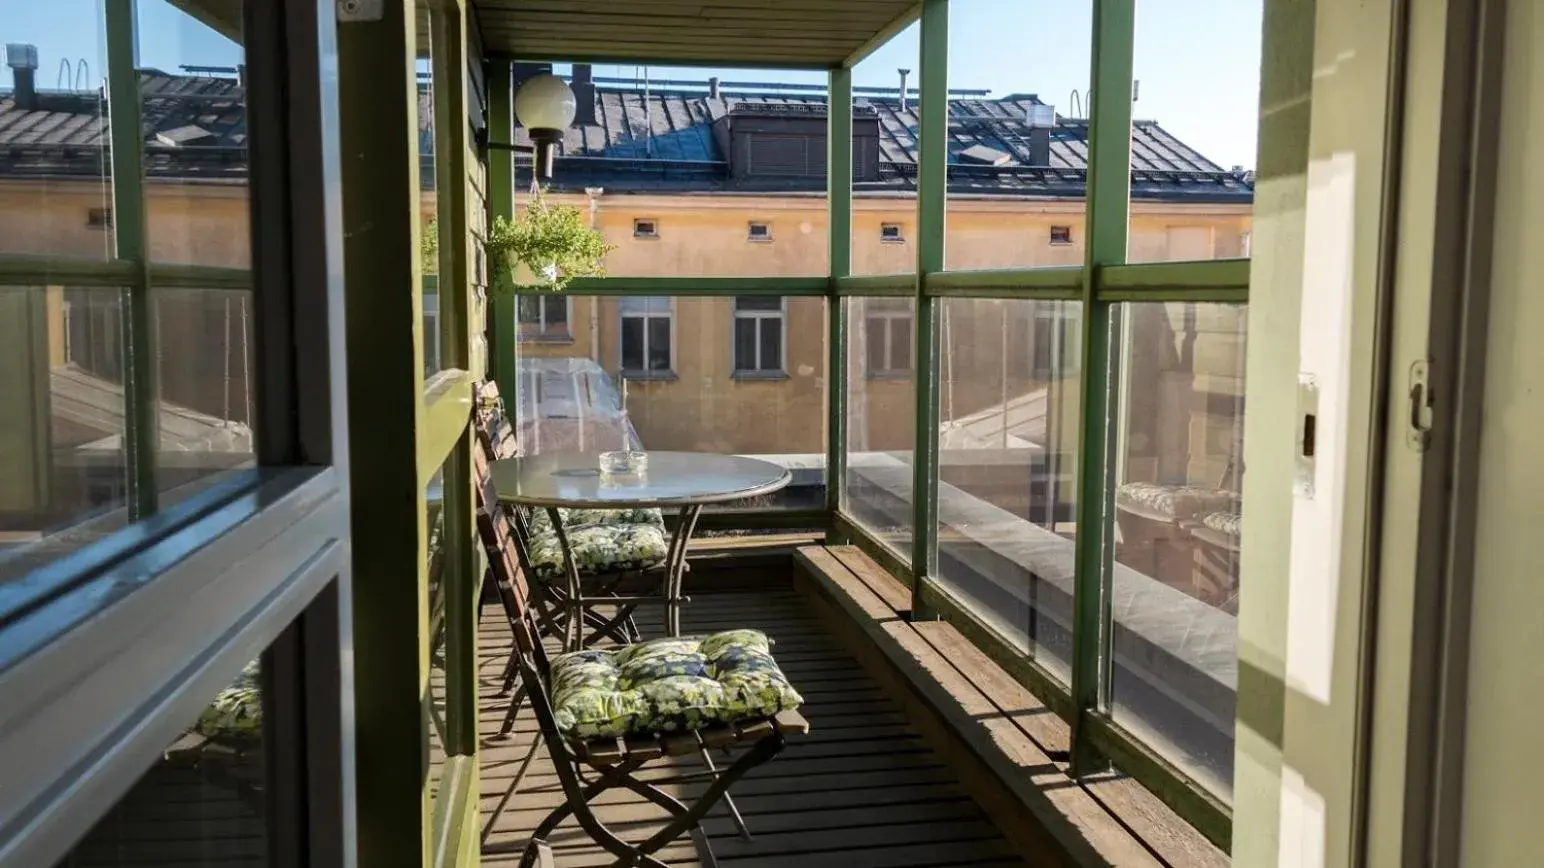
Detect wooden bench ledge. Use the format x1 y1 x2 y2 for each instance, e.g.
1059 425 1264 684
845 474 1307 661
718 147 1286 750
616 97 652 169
794 544 1225 868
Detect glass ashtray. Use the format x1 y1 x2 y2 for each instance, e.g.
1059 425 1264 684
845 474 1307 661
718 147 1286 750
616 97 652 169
599 450 648 475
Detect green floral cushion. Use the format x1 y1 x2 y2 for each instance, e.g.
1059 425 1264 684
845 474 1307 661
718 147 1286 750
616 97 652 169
529 507 666 534
195 661 262 742
526 522 668 580
548 630 803 739
1199 510 1242 537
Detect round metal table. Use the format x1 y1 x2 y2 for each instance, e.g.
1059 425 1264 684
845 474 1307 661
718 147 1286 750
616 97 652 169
491 451 791 637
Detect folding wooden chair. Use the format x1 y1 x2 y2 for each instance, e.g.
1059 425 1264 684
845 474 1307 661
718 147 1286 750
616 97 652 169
473 448 808 867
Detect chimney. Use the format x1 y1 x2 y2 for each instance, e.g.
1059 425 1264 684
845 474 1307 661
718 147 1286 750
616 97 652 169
571 63 596 126
7 44 39 110
1026 103 1056 166
897 68 911 112
708 76 721 100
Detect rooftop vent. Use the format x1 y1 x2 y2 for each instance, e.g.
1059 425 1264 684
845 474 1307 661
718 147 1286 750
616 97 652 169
897 68 911 112
156 124 217 147
1026 103 1056 166
6 43 39 110
959 144 1011 166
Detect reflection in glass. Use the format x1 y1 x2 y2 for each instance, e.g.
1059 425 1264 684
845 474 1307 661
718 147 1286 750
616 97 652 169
0 6 113 261
849 21 919 277
426 469 448 801
140 0 251 268
153 289 257 500
0 287 129 583
1108 302 1247 798
935 299 1081 682
843 296 916 556
514 296 826 512
55 656 267 866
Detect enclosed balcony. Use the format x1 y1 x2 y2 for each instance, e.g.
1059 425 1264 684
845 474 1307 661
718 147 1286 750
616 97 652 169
3 1 1533 868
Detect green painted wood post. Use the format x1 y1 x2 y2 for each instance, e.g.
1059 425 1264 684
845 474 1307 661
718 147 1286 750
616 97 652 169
826 67 853 534
431 0 478 766
1070 0 1136 777
337 0 432 861
487 59 518 404
104 0 158 518
911 0 948 612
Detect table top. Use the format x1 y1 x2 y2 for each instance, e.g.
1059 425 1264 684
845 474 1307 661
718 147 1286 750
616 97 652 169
491 451 793 509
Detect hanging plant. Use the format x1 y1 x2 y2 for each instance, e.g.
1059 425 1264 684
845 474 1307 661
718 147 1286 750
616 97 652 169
486 191 613 294
420 216 439 275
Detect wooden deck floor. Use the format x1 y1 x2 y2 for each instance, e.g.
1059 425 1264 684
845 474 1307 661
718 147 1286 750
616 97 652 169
476 585 1024 867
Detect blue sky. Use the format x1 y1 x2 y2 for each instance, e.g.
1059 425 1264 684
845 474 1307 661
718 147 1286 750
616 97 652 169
4 0 1261 167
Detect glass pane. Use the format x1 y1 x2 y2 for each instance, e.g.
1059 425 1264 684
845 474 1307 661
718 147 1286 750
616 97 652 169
544 295 567 327
1109 301 1247 799
152 289 257 501
646 316 671 372
426 468 448 804
620 316 644 371
936 299 1081 683
761 317 783 371
517 295 542 324
55 654 268 866
523 65 828 278
733 317 757 371
844 296 916 556
423 284 440 376
514 295 826 512
942 1 1092 270
417 0 436 249
0 7 113 260
889 317 913 371
1128 0 1260 262
0 287 129 582
140 0 251 268
849 20 919 277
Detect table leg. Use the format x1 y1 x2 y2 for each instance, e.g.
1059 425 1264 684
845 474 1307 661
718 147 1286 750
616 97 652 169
547 507 584 652
665 505 703 637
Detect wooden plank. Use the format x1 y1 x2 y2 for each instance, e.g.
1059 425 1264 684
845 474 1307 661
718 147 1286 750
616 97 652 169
830 544 914 615
1081 770 1229 868
795 553 1164 867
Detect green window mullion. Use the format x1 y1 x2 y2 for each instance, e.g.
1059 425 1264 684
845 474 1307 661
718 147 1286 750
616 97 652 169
105 0 158 519
1070 0 1137 777
487 60 518 403
911 0 949 609
827 67 853 525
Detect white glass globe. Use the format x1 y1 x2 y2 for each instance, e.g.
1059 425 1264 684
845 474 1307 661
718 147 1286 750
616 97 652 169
514 73 577 132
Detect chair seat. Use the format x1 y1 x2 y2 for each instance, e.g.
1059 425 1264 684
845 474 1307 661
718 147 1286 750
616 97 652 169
548 630 804 739
1197 510 1242 537
1116 482 1236 521
527 522 669 580
195 660 262 742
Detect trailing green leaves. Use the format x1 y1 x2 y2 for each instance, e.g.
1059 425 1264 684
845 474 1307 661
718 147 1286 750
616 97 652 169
487 194 613 293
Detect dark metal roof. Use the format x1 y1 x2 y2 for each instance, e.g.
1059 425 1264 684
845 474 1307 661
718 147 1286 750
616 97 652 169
521 87 1253 202
0 71 1251 203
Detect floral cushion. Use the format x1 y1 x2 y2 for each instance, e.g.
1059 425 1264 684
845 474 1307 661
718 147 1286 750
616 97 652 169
526 522 668 580
1116 482 1236 520
529 507 666 534
195 661 262 742
1199 510 1242 538
548 630 803 739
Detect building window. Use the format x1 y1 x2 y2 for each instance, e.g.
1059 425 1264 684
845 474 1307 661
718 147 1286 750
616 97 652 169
633 218 659 239
1049 225 1073 245
87 207 113 229
880 223 905 243
865 298 913 377
517 294 571 341
747 221 772 241
732 297 784 376
620 296 672 376
422 289 440 377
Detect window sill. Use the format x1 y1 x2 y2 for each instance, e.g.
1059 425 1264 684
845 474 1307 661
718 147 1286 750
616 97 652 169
620 370 677 382
867 371 913 382
731 370 790 382
517 333 574 345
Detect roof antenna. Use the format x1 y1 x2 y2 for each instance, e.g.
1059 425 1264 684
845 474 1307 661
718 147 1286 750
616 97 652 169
75 59 89 90
57 57 71 90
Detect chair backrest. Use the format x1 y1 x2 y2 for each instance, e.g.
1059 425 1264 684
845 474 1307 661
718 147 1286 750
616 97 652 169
474 380 518 461
473 446 541 656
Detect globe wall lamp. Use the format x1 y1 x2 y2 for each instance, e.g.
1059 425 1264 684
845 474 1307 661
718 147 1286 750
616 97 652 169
514 72 576 179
